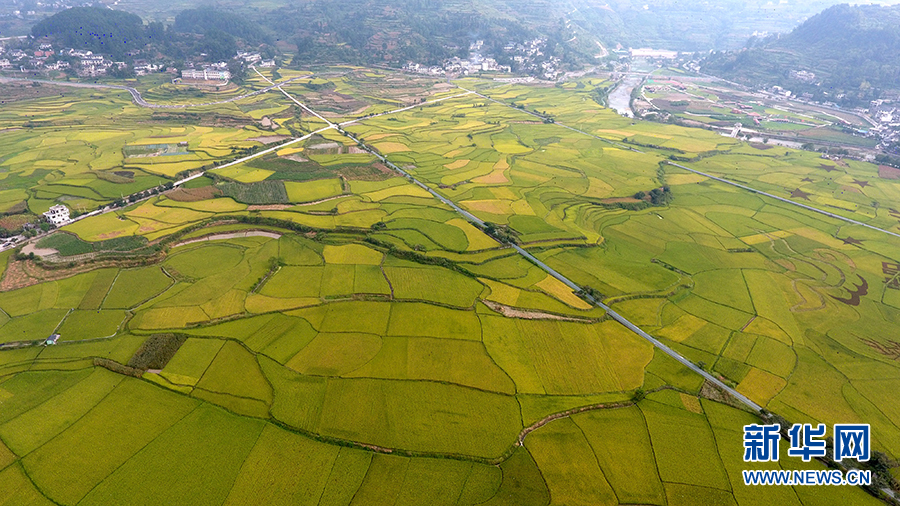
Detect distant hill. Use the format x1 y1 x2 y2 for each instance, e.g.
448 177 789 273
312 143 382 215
701 3 900 105
241 0 847 64
567 0 843 52
103 0 845 53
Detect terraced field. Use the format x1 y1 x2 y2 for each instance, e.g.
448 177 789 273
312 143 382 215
0 68 897 505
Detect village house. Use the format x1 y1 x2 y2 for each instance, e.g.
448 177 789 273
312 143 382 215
43 204 70 227
237 51 262 64
181 67 231 81
133 59 158 76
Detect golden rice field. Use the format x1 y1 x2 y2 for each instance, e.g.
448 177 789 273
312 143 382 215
0 69 897 505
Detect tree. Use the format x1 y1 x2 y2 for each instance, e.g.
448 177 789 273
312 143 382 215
31 7 146 60
199 29 237 62
227 60 246 85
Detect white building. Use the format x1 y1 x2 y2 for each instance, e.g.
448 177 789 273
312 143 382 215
630 48 678 59
181 68 231 81
43 204 70 227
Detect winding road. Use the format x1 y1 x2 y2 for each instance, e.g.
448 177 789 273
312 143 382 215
287 82 766 414
0 74 323 109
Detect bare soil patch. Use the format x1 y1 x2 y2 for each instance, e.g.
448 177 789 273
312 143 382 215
0 213 32 231
166 186 221 202
600 197 642 204
247 204 294 211
21 243 58 258
482 300 595 322
307 142 341 151
1 253 165 292
342 162 394 181
249 135 291 144
879 165 900 180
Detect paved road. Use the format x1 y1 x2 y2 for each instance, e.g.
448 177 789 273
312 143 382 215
509 244 763 411
0 124 337 254
6 70 770 413
287 83 765 414
666 161 900 240
251 67 337 127
3 78 473 254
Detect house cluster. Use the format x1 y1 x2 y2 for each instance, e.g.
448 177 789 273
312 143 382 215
403 54 511 77
868 100 900 150
401 62 444 75
0 42 66 71
504 38 547 59
405 36 568 79
132 59 159 76
0 55 13 71
502 37 561 79
790 69 817 84
0 44 123 75
64 48 119 76
1 38 277 82
450 55 511 74
0 45 31 70
237 51 275 67
768 85 794 99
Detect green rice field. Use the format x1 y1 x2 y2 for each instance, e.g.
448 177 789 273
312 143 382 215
0 67 897 505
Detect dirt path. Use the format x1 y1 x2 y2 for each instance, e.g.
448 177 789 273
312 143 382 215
173 230 282 248
739 315 757 332
517 400 632 446
293 194 349 206
0 253 165 292
482 300 596 322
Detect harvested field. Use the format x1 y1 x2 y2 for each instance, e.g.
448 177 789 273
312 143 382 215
166 186 222 202
879 165 900 179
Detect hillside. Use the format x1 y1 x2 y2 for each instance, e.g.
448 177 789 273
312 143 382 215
264 0 585 66
701 3 900 105
30 7 150 60
566 0 842 51
173 7 270 46
28 0 847 68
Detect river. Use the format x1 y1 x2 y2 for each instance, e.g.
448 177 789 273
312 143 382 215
607 74 643 118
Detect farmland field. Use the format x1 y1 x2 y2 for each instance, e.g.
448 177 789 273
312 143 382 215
0 65 898 506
